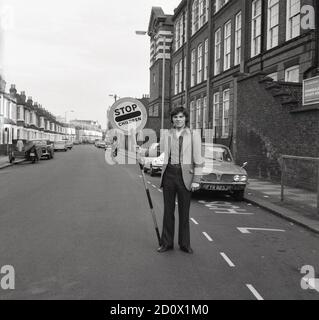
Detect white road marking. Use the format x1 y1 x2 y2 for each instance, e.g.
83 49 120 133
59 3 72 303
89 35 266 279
190 218 199 225
147 181 151 184
152 184 156 188
158 189 163 193
203 232 213 242
220 252 235 267
213 209 254 215
237 227 286 234
201 201 254 215
246 284 264 300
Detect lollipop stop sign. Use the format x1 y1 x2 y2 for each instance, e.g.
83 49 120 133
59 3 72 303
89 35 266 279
109 98 147 135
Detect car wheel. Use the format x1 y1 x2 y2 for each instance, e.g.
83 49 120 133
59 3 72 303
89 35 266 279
233 190 245 201
143 167 148 173
150 166 155 176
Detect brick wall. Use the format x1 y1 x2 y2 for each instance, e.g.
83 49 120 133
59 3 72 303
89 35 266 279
236 73 319 190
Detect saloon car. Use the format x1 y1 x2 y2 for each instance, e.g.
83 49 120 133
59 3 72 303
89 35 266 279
200 144 248 200
139 143 160 171
54 140 68 152
143 152 165 176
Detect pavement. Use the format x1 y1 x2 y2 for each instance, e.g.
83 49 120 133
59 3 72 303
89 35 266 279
245 179 319 234
1 146 319 299
0 155 26 169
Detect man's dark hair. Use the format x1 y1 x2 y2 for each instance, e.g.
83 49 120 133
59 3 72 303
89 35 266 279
170 106 189 125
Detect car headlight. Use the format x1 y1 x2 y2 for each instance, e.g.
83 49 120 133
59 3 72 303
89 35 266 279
240 175 248 182
234 175 240 182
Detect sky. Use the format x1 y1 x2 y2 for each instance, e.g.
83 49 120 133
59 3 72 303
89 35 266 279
0 0 179 128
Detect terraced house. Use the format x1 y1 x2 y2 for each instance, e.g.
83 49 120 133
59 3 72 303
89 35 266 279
0 79 70 156
146 0 318 182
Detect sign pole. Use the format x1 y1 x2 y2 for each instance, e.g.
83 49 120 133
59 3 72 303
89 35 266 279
138 161 161 246
108 97 161 246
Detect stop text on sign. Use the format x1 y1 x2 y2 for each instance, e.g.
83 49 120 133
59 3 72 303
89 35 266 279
114 104 141 125
109 98 147 135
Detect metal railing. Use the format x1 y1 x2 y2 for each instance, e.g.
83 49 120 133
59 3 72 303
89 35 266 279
280 155 319 214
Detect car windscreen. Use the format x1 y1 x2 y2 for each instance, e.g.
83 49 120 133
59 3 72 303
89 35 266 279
202 146 232 162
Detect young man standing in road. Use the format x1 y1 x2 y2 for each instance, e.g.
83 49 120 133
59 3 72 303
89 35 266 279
158 107 203 254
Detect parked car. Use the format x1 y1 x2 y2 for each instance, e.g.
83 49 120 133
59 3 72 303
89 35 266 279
139 143 160 172
200 143 248 200
105 143 112 150
8 140 41 164
144 152 165 176
73 140 80 145
54 140 68 152
97 141 106 149
29 139 54 160
65 140 73 150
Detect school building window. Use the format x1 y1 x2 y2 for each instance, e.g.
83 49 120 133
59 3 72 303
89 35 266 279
251 0 262 57
224 20 232 71
213 92 220 138
267 0 279 49
234 12 242 66
222 89 230 138
197 43 203 84
191 49 196 87
286 0 300 40
285 65 300 82
214 28 221 75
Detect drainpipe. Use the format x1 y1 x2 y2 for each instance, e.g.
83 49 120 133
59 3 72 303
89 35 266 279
315 0 319 74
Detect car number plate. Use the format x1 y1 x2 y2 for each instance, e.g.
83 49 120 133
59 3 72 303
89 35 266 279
202 184 231 191
30 153 35 156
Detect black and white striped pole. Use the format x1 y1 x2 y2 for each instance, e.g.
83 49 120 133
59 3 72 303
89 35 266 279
138 161 161 246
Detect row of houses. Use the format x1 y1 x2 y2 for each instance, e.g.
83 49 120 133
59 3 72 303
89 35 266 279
144 0 319 184
0 76 103 155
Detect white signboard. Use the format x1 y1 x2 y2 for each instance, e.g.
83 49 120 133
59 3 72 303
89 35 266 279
109 97 147 135
303 76 319 106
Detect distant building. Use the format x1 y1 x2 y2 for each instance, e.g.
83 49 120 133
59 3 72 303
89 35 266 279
0 80 67 155
70 120 103 143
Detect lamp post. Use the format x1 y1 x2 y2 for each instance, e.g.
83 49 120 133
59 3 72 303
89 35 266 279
135 30 166 131
109 94 119 103
65 110 74 123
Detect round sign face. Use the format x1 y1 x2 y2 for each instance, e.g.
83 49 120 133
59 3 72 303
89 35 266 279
109 97 147 135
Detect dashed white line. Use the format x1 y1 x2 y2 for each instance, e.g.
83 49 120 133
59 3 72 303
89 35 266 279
147 181 151 184
158 189 163 193
220 252 235 267
202 232 213 242
246 284 264 300
152 184 157 188
190 218 199 225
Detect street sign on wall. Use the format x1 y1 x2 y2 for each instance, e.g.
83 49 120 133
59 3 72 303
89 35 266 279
303 76 319 106
109 97 147 135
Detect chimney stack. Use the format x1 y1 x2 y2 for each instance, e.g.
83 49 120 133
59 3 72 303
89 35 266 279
26 96 33 107
10 84 17 97
19 91 26 103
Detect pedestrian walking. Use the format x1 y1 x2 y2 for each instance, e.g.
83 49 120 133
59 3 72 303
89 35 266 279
157 107 203 254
